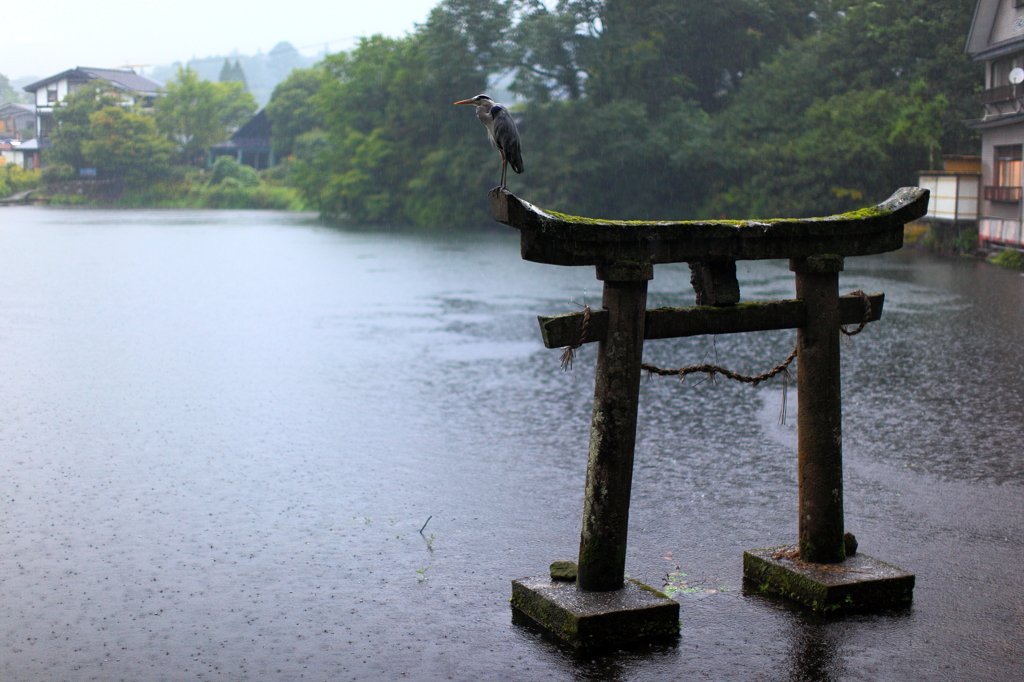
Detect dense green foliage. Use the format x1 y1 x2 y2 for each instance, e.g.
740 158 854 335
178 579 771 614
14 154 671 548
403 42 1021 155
48 85 172 188
49 83 121 170
285 23 494 226
264 68 330 158
989 248 1024 270
155 67 258 165
208 155 260 187
0 164 40 198
705 0 979 217
267 0 981 225
42 164 304 210
114 170 304 210
81 107 173 186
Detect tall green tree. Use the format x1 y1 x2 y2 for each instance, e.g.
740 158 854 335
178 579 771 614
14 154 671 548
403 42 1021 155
81 106 173 186
264 67 330 158
294 0 501 225
508 0 599 101
155 66 257 165
511 0 821 111
703 0 981 218
49 83 121 169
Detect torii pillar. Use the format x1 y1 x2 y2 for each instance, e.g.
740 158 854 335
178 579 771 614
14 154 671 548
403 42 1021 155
496 188 925 649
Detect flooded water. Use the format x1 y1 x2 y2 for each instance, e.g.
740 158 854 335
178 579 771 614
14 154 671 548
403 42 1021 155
0 206 1021 681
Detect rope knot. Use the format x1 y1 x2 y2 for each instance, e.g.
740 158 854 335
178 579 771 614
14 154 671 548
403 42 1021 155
559 304 591 371
840 289 872 337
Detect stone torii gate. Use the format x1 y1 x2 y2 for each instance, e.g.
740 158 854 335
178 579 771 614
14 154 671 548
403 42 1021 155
497 187 927 650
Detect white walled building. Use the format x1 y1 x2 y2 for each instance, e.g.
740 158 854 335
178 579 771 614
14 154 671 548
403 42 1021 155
21 67 163 163
965 0 1024 249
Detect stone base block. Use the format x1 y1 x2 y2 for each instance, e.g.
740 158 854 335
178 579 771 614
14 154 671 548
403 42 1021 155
511 576 680 650
744 545 914 613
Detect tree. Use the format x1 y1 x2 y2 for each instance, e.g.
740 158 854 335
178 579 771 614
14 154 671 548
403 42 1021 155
218 59 249 90
49 83 121 169
511 0 821 111
294 1 496 226
702 0 981 218
154 66 257 165
508 0 599 101
264 67 329 158
0 72 20 105
81 106 172 186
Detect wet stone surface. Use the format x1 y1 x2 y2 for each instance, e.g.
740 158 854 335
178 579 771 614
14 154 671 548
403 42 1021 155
744 545 915 612
512 576 680 650
549 560 578 581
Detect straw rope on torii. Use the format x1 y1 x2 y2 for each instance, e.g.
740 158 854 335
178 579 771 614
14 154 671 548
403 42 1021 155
558 289 874 383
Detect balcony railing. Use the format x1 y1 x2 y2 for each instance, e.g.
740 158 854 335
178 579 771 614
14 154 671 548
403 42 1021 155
982 85 1018 104
984 185 1023 202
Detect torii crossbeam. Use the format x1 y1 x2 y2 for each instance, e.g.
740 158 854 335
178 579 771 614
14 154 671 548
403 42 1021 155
495 187 927 648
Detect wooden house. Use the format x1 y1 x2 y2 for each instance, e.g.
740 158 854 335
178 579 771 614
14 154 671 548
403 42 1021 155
0 103 35 140
0 103 38 169
21 67 163 162
208 109 275 170
964 0 1024 249
916 155 981 224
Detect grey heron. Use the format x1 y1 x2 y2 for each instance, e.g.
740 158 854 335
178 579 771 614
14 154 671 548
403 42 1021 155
454 94 523 189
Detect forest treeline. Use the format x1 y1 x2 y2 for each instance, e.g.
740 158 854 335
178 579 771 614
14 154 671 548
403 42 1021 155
266 0 982 226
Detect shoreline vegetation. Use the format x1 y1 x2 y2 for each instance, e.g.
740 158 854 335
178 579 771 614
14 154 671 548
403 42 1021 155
0 1 991 245
4 156 304 211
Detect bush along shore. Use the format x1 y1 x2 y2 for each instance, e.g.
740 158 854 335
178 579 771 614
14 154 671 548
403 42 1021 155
34 157 306 211
903 220 1024 271
0 164 41 203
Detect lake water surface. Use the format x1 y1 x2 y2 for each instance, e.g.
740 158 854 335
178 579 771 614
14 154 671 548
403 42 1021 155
0 206 1021 680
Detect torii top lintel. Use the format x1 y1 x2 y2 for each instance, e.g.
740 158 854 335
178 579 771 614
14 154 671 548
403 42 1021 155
491 187 929 268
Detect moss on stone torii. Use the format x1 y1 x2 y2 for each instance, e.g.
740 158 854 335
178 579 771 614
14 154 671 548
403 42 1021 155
491 187 929 267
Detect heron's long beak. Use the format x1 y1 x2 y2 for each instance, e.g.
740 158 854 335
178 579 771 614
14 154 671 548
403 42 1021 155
453 99 475 106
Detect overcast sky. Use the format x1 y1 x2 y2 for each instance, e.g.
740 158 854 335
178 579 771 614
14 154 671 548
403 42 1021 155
2 0 442 81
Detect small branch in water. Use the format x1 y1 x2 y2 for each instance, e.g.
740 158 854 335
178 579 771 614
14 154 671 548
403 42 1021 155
419 516 433 535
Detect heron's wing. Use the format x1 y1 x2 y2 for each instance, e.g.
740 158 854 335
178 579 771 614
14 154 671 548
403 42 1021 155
490 106 524 174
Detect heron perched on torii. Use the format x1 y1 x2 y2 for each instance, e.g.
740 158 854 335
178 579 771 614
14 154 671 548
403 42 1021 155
454 94 523 190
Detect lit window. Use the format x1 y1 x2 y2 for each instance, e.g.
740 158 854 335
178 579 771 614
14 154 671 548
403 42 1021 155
986 145 1024 202
996 145 1022 187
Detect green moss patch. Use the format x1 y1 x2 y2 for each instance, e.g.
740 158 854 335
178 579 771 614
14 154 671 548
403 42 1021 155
743 546 914 614
511 576 679 651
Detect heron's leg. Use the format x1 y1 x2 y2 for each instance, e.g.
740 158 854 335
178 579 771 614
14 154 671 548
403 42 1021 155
499 150 508 189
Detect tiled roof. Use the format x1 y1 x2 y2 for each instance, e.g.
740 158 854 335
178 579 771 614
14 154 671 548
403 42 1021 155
23 67 163 94
0 102 35 116
79 68 163 94
231 109 270 140
211 110 272 151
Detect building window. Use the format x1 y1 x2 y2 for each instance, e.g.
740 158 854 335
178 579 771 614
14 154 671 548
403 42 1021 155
997 145 1021 185
991 54 1024 88
986 145 1024 202
46 88 58 103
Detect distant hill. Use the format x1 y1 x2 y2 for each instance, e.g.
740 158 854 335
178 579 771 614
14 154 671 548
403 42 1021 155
150 42 319 106
7 76 37 104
